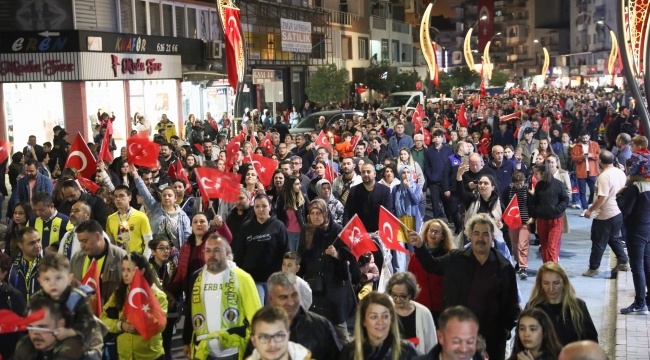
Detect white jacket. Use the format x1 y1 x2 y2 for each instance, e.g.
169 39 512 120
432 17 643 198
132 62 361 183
413 301 438 354
247 341 312 360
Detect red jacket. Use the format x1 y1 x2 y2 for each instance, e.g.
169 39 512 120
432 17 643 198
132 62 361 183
408 249 447 312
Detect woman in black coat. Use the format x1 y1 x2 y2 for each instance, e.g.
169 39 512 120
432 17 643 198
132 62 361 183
8 152 23 192
298 198 360 345
0 252 27 360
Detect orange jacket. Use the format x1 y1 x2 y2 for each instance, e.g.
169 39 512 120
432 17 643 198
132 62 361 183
335 141 354 158
571 141 601 178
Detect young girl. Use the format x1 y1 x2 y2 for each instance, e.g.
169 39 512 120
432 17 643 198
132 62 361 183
148 237 178 360
509 308 563 360
531 138 555 161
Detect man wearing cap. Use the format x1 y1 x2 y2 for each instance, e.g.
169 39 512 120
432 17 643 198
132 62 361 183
492 121 516 148
516 127 539 168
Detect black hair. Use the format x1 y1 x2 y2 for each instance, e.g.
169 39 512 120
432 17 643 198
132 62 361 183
114 185 132 196
74 219 103 235
32 192 54 207
113 252 158 310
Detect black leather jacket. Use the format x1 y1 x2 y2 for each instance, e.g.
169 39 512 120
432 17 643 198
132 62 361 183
244 307 342 360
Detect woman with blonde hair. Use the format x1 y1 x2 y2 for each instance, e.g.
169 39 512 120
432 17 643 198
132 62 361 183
527 262 598 345
340 292 419 360
407 219 454 325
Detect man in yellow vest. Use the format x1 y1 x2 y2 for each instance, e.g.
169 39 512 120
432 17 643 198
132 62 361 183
182 234 261 360
28 192 74 250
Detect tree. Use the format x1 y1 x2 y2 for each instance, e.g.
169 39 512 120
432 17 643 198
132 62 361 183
392 70 421 92
365 60 395 94
431 71 454 97
489 69 509 87
450 66 481 88
305 64 349 105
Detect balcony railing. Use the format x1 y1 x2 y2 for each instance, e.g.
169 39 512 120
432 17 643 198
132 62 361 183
327 9 360 26
392 20 410 34
372 16 387 30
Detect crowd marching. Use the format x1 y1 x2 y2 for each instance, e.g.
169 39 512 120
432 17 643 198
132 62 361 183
0 84 646 360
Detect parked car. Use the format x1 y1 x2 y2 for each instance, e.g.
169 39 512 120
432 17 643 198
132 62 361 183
289 110 365 134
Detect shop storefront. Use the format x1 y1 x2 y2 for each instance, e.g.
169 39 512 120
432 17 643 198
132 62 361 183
0 30 203 150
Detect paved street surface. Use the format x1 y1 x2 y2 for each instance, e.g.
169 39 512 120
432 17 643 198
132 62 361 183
169 206 621 359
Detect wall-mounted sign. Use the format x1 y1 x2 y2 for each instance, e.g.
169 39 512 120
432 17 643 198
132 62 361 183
0 59 74 77
280 19 311 53
110 55 163 77
253 69 275 84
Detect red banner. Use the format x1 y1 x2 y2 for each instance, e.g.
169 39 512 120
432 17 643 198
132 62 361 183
477 0 494 51
223 7 243 92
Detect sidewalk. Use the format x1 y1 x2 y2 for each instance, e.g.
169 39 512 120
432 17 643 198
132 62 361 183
615 266 650 359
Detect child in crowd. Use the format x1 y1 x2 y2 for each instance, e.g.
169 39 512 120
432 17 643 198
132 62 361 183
357 252 379 300
281 252 312 311
335 132 355 158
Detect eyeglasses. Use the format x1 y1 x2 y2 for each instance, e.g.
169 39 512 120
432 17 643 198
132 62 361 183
390 293 410 301
428 229 443 235
156 247 171 251
254 332 287 344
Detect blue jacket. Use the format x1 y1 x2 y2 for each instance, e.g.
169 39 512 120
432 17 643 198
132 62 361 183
424 144 453 184
492 129 517 148
135 177 191 248
442 153 463 193
8 173 53 216
487 158 518 195
387 134 414 158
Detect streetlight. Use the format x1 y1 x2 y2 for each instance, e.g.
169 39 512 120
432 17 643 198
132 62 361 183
597 20 620 81
464 15 488 68
533 39 539 43
469 15 488 30
489 32 502 42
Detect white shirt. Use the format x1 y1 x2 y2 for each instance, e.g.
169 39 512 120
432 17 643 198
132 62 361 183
203 270 238 358
581 143 590 172
296 276 312 311
594 167 626 220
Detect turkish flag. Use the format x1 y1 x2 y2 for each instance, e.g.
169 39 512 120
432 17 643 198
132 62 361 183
123 270 166 341
250 153 278 188
208 118 219 132
0 140 12 164
98 128 113 163
249 132 258 149
531 174 538 188
195 167 242 203
324 163 338 183
478 138 490 156
260 133 274 154
339 214 378 259
0 308 45 334
540 117 550 134
315 130 332 153
350 135 361 149
503 194 523 229
127 132 160 168
422 128 431 146
443 117 451 129
457 104 468 127
81 258 102 316
65 133 98 178
223 7 243 92
169 159 192 194
225 132 244 169
473 96 480 109
378 206 409 252
76 175 99 195
412 104 424 134
500 112 521 122
194 143 204 154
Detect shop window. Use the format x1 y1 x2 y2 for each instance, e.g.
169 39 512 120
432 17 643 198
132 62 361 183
163 4 174 36
129 80 179 138
150 2 162 36
199 10 209 39
188 8 198 39
175 6 186 37
86 82 127 151
135 1 147 34
120 0 134 33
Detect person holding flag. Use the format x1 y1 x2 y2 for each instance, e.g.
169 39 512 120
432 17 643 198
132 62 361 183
504 172 534 280
391 165 422 272
100 252 168 360
297 199 360 345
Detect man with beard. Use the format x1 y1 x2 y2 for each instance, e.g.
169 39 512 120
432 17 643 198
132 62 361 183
409 214 519 360
332 157 362 206
183 235 261 360
243 272 342 359
160 142 178 169
571 130 601 216
8 159 53 218
353 141 372 165
197 138 218 166
226 189 254 241
343 163 393 232
58 201 112 260
13 297 86 360
58 180 108 229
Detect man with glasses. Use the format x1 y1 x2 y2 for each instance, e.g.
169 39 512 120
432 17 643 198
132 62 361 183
58 180 109 230
105 185 153 257
309 148 338 179
58 201 112 260
292 135 316 174
249 306 313 360
183 235 261 360
277 143 291 161
289 156 311 190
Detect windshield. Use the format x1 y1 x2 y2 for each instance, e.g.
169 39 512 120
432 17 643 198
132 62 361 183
295 114 320 129
382 95 412 108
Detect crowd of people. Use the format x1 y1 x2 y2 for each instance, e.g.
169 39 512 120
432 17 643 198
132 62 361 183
0 84 641 360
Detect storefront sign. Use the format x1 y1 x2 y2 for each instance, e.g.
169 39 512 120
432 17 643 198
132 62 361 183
280 19 311 53
0 59 74 77
586 65 598 75
253 69 275 84
0 53 79 82
110 55 163 77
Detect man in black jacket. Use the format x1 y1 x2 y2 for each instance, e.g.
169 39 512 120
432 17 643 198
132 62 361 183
242 272 342 360
343 163 393 232
409 213 519 360
58 180 109 230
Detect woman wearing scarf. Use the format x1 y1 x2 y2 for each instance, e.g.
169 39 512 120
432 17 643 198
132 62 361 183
392 165 422 273
314 179 344 225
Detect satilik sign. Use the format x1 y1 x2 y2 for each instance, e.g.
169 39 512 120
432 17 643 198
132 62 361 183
280 18 311 53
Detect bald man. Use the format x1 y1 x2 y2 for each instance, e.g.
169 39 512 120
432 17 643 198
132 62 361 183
558 340 607 360
461 153 496 192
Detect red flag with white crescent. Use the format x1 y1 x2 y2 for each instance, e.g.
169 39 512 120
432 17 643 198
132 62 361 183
195 167 242 204
378 206 409 252
0 309 46 334
315 131 332 153
223 7 243 92
412 104 424 134
339 214 378 259
76 175 100 194
123 270 166 341
457 104 468 127
65 133 98 178
126 131 160 169
0 140 12 164
81 259 102 316
98 128 114 163
503 194 523 229
249 153 278 188
260 133 275 154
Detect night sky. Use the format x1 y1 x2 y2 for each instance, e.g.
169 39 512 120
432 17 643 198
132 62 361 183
431 0 458 18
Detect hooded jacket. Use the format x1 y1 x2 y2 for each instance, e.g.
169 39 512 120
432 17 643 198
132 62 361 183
233 215 290 283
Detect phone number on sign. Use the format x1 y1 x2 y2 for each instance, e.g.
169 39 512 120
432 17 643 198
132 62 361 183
156 43 179 53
